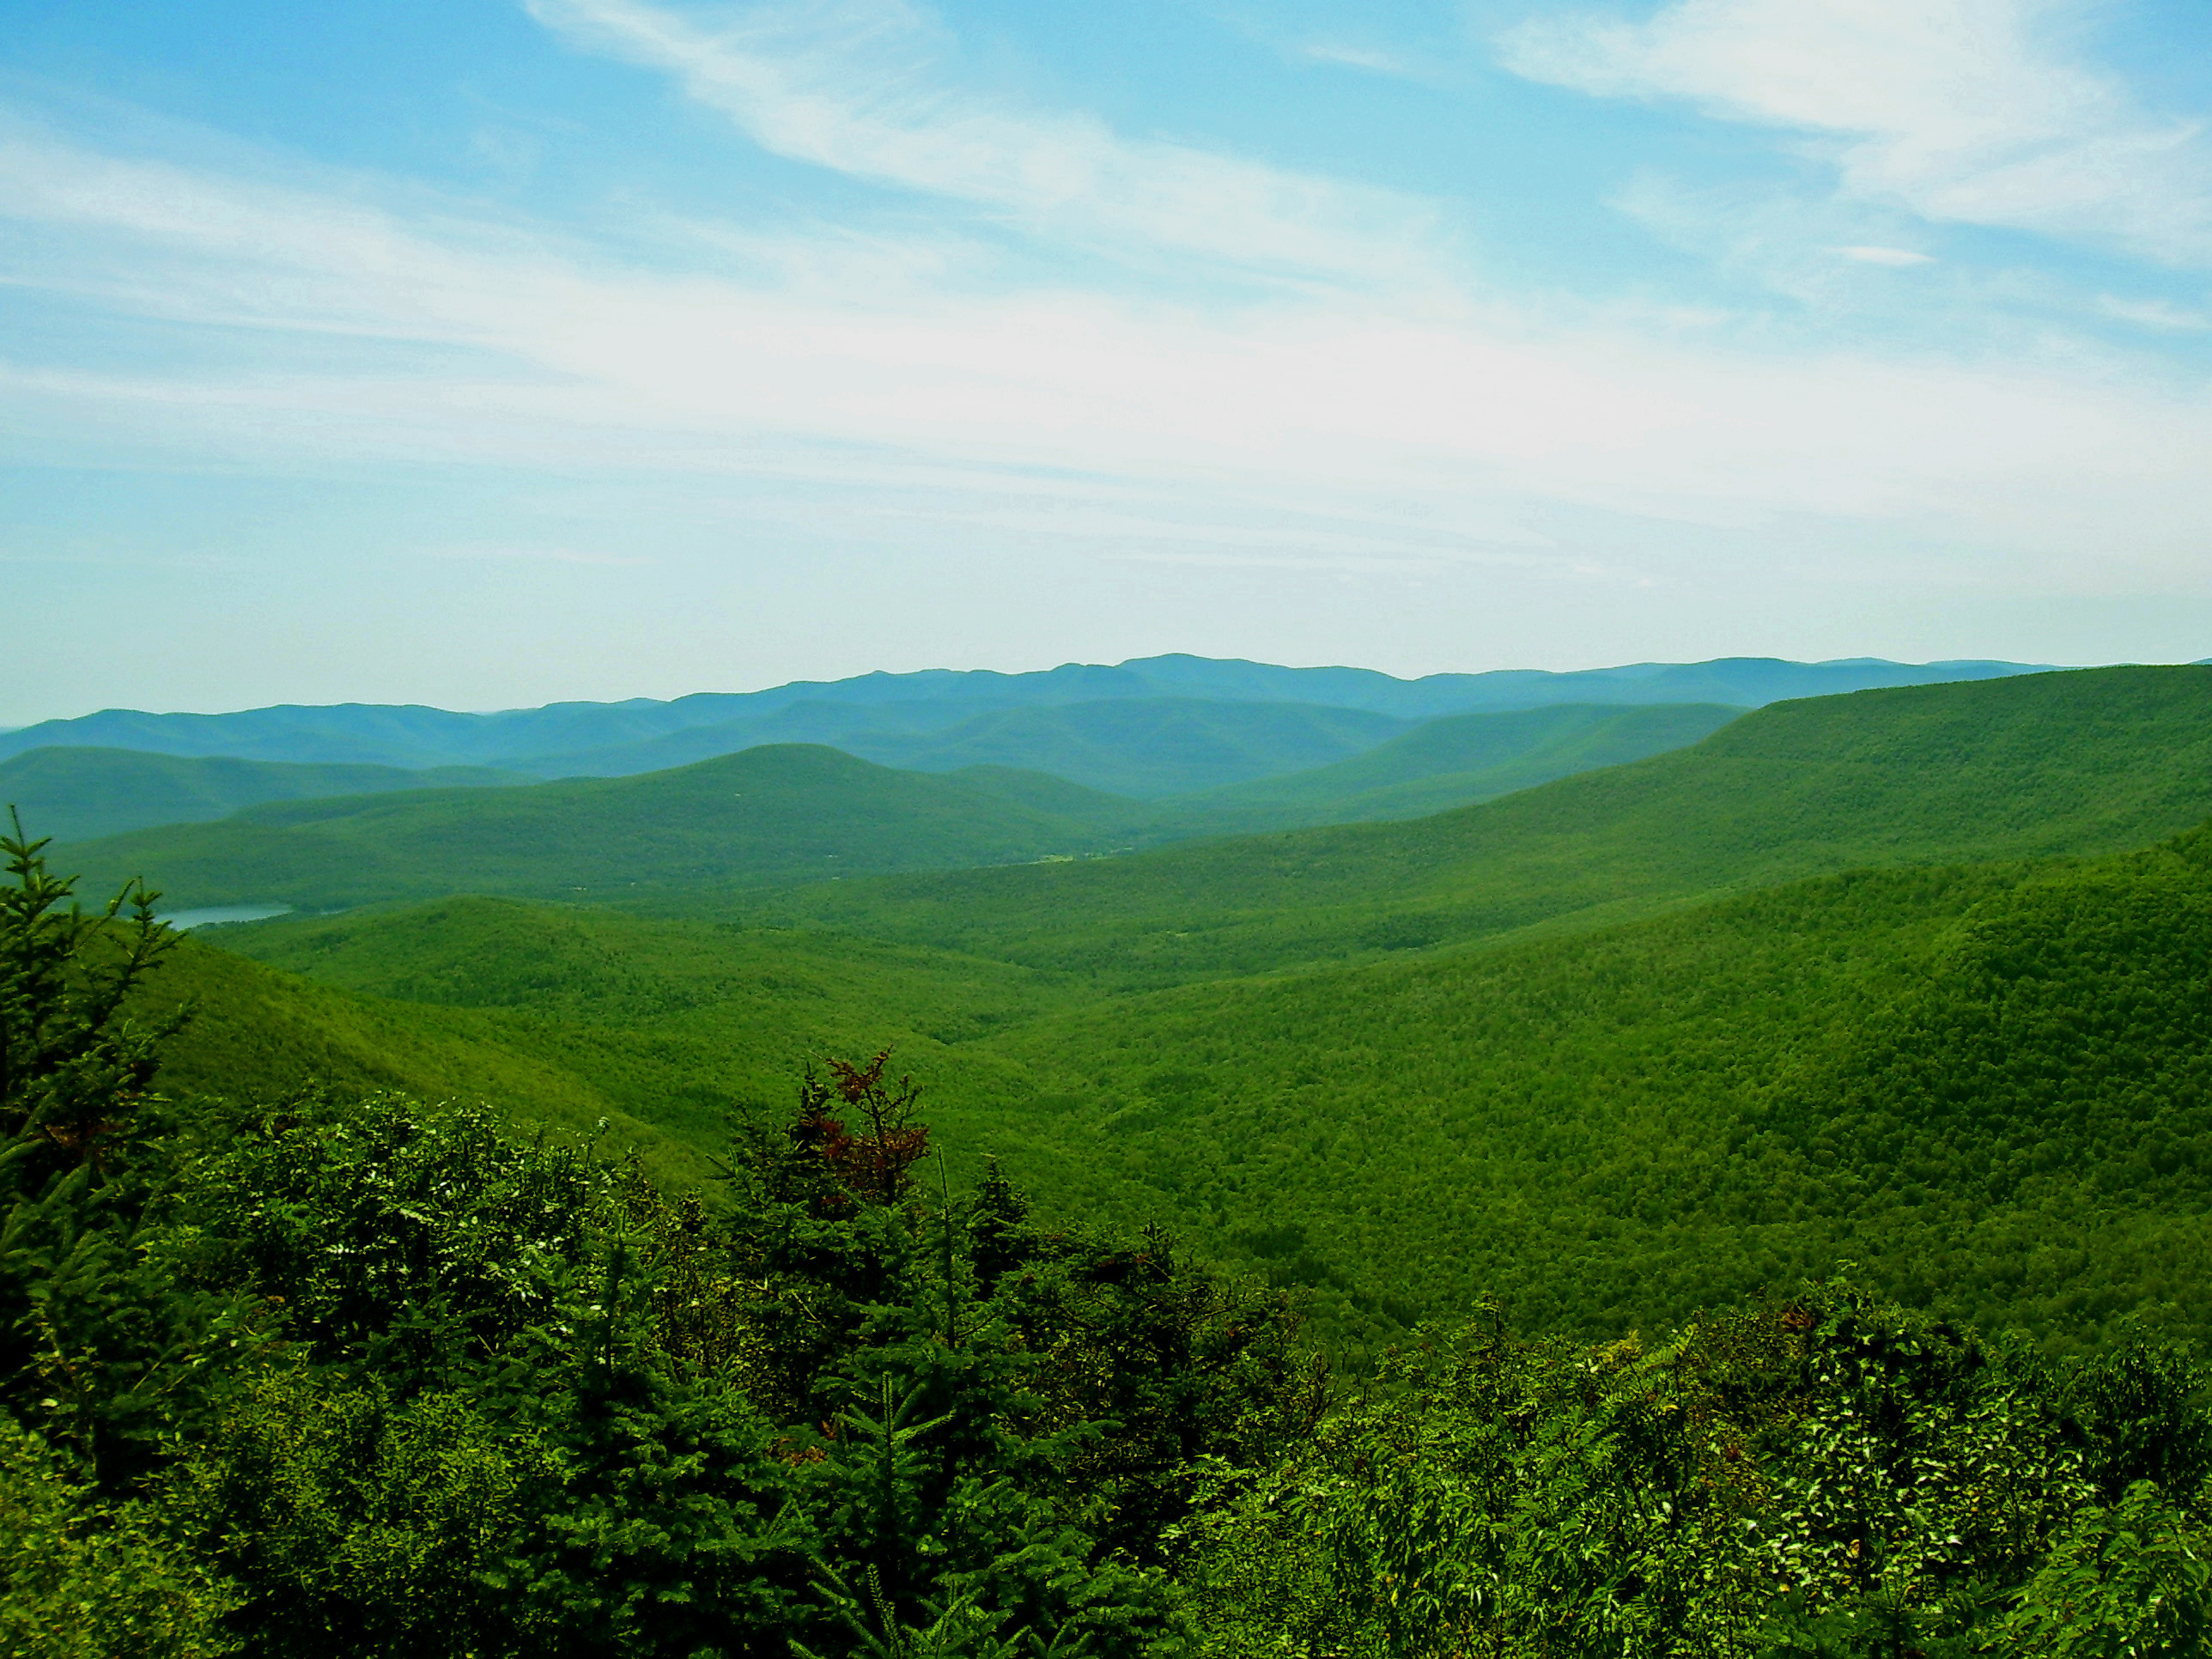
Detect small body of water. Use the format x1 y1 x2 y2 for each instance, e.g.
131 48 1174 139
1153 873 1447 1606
161 904 294 931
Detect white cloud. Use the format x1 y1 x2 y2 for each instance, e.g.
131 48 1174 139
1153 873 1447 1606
1833 244 1935 265
2098 294 2212 331
525 0 1442 288
1499 0 2212 267
3 110 2212 602
1292 41 1431 78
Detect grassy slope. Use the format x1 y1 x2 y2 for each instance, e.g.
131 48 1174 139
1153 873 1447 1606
0 746 523 842
58 745 1137 910
757 665 2212 987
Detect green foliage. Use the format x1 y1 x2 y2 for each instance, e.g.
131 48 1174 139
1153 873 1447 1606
183 797 2212 1354
23 793 2212 1653
1995 1481 2212 1656
1183 1287 2212 1658
1 809 179 1150
170 1370 557 1656
0 1411 240 1658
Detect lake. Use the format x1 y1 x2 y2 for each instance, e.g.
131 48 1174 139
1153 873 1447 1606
161 904 294 931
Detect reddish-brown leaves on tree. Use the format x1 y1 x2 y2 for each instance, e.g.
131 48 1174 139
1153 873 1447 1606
794 1049 930 1206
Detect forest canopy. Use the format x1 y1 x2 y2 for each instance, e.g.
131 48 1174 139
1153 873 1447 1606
7 810 2212 1655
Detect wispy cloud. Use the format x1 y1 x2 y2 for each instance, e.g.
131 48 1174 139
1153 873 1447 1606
3 0 2212 617
2099 294 2212 331
1833 244 1935 266
4 107 2209 592
428 544 660 567
1289 40 1453 83
1499 0 2212 267
525 0 1443 288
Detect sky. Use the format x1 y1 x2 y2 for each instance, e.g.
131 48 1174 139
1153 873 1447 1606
4 0 2212 722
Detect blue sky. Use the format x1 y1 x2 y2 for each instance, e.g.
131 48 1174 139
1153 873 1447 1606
5 0 2212 720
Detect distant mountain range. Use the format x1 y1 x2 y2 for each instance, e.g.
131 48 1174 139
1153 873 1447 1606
0 654 2048 779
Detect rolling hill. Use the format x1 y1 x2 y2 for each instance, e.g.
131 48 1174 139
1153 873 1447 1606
76 662 2212 1358
0 746 522 842
192 816 2212 1356
58 744 1139 911
840 697 1413 796
45 702 1748 913
757 665 2212 987
967 823 2212 1350
1146 701 1744 834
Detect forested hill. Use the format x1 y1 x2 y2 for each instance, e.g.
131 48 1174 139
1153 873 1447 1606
27 670 2212 1653
0 745 523 841
767 664 2212 984
30 795 2212 1652
1140 700 1743 835
56 745 1142 910
192 812 2212 1358
22 701 1742 902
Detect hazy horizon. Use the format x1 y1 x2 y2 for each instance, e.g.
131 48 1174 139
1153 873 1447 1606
5 0 2209 724
0 646 2118 731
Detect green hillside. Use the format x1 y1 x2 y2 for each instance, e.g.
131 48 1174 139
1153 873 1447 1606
762 665 2212 987
206 822 2212 1358
1148 701 1743 834
96 662 2212 1354
126 933 724 1189
841 696 1413 795
975 836 2212 1349
55 744 1137 910
0 745 523 842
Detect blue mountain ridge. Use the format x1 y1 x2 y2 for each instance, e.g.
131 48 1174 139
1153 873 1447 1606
0 653 2050 775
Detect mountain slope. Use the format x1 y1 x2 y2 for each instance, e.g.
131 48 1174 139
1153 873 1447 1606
60 745 1134 910
161 896 1079 1198
969 824 2212 1349
131 933 720 1188
1148 702 1744 834
196 813 2212 1355
0 746 523 842
839 698 1412 796
757 665 2212 986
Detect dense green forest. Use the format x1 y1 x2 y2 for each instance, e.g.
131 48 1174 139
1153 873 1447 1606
96 664 2212 1358
9 817 2212 1654
15 661 2212 1651
192 821 2212 1361
1143 700 1741 834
